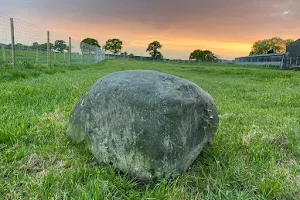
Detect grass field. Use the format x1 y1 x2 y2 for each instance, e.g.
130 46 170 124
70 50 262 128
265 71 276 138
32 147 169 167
0 49 101 69
0 60 299 199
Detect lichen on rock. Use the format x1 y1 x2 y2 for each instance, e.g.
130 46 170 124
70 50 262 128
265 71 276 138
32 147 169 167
67 70 219 181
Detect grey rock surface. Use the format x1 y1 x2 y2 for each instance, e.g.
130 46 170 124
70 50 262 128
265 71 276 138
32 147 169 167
67 70 219 180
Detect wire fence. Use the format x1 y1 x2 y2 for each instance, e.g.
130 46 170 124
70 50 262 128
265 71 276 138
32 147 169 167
0 13 105 69
235 53 300 69
284 56 300 68
0 13 230 70
104 54 225 65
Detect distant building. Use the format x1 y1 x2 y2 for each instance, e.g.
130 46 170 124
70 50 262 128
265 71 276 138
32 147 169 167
286 39 300 57
234 38 300 69
235 53 285 68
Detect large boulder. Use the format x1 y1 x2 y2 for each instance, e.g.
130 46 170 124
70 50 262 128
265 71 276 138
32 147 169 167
67 70 219 181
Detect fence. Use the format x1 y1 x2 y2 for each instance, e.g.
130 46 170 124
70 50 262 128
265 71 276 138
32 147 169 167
0 13 105 69
235 53 285 68
284 56 300 68
235 53 300 69
105 54 225 65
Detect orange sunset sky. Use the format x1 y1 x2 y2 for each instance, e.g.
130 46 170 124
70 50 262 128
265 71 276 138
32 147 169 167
1 0 300 60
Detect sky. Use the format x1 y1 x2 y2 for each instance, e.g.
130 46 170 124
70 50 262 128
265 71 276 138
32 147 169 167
1 0 300 60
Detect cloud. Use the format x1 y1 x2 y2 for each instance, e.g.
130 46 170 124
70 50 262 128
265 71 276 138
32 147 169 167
282 10 291 16
1 0 300 59
5 0 300 42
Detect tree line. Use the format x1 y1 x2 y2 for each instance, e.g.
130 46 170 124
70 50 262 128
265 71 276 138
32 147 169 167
249 37 294 55
0 40 70 52
0 37 218 61
82 38 219 61
3 36 291 60
98 36 297 59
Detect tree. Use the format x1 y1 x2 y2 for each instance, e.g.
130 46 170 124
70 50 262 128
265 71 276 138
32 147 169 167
4 43 11 50
128 53 135 57
54 40 67 52
80 38 100 54
215 55 221 62
146 41 163 59
80 38 100 48
189 49 217 61
250 37 294 55
39 43 53 51
15 43 24 50
156 52 163 59
104 39 123 54
32 42 39 50
285 39 294 46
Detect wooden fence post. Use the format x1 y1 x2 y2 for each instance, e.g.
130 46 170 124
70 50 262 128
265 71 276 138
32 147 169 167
47 31 50 68
69 37 72 65
10 18 16 69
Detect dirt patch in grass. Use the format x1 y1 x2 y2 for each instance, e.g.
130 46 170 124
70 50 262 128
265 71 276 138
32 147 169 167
19 154 45 174
276 158 299 186
219 113 235 119
19 153 71 176
42 110 65 123
263 135 290 150
242 125 262 146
